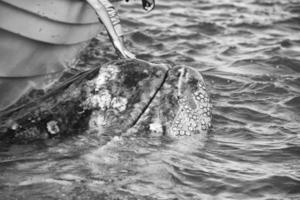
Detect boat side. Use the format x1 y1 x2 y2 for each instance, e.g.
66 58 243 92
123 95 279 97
0 0 99 24
0 0 102 44
0 0 103 110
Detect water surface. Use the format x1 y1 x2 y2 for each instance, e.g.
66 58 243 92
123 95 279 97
1 0 300 199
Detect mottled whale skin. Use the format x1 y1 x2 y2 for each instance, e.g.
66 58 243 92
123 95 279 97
0 59 212 142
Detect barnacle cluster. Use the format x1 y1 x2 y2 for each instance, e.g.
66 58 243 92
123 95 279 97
171 70 212 137
81 64 128 129
81 64 124 111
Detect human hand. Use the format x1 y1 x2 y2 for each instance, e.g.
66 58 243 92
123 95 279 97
142 0 155 12
113 40 136 59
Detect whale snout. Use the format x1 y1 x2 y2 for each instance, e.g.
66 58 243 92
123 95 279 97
167 66 212 138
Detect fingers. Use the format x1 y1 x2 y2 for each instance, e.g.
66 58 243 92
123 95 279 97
113 41 136 59
124 49 136 59
116 47 135 59
113 40 126 57
113 38 136 59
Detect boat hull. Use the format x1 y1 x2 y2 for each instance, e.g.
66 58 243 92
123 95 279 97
0 0 103 110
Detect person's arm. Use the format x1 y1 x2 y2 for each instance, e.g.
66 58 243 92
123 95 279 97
86 0 135 58
99 0 123 37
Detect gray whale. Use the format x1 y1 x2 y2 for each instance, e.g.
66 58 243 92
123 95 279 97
0 59 212 142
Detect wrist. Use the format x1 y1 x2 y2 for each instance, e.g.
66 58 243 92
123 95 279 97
113 39 121 47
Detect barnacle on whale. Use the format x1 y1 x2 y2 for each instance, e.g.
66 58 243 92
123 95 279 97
170 67 212 137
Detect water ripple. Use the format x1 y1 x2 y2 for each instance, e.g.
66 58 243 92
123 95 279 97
1 0 300 199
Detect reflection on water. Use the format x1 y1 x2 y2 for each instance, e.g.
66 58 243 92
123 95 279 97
1 0 300 199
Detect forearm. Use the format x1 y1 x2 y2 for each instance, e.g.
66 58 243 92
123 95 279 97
99 0 123 36
86 0 135 58
86 0 121 42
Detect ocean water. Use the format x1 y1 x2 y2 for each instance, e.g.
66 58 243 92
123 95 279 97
1 0 300 199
